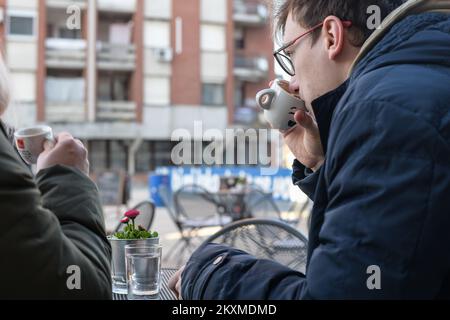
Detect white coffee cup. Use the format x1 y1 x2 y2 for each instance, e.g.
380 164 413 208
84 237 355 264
256 79 306 131
14 125 55 165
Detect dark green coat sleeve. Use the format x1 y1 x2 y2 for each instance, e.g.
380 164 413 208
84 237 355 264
0 129 111 299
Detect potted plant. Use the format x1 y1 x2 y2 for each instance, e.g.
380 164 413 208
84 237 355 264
108 209 159 294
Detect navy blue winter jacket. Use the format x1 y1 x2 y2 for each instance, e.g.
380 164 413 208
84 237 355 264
181 12 450 299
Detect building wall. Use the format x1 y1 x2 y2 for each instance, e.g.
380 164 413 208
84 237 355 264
2 0 38 127
131 0 144 122
242 24 275 103
171 0 201 106
144 0 172 108
200 0 228 79
2 0 275 173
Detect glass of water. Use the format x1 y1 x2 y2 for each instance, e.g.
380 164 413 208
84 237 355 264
125 244 162 300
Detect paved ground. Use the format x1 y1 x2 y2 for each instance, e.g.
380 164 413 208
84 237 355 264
104 179 311 269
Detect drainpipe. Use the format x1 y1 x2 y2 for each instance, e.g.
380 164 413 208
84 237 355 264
87 0 97 122
128 137 143 175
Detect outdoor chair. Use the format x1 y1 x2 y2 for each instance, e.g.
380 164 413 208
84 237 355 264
173 184 232 232
245 184 313 231
244 185 283 220
279 198 313 230
202 218 308 273
159 184 231 267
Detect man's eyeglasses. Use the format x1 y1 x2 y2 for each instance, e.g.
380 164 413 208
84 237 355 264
274 20 352 76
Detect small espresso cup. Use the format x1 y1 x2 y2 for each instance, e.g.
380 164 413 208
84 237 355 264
14 125 55 165
256 79 306 131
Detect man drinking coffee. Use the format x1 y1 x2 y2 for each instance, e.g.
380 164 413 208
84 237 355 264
171 0 450 299
0 57 111 299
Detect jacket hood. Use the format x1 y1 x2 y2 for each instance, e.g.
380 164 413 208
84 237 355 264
351 12 450 81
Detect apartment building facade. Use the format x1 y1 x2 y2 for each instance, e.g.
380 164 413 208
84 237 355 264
0 0 275 173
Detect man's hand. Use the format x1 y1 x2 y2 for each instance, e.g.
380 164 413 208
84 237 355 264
269 79 324 171
37 132 89 175
282 110 324 171
169 265 185 300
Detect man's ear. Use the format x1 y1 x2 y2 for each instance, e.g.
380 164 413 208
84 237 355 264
322 16 345 60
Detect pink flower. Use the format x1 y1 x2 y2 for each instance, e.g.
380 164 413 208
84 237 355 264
120 217 130 224
124 209 140 219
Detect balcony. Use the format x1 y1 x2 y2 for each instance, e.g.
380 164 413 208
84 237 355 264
46 38 86 69
234 55 269 82
97 101 137 122
46 103 85 123
46 0 87 9
97 0 136 13
233 0 268 26
97 42 136 71
45 75 85 123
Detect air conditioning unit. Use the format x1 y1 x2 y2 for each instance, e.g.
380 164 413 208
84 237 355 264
152 48 173 63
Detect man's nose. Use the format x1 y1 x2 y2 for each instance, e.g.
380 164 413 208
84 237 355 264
289 78 300 93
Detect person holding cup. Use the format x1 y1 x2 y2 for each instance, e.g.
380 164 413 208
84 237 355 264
0 57 111 299
171 0 450 300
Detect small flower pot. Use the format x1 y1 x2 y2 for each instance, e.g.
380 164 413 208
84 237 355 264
108 236 160 294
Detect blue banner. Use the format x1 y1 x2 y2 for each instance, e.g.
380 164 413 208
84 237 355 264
151 166 301 201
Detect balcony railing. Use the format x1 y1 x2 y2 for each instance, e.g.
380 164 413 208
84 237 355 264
97 0 136 13
234 55 269 82
46 38 86 69
233 0 268 26
46 103 85 123
46 0 87 9
97 101 136 122
97 42 136 71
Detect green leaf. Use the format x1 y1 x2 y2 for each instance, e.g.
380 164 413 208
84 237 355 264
114 232 125 239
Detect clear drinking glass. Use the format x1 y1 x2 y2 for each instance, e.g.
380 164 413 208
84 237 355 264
125 244 162 300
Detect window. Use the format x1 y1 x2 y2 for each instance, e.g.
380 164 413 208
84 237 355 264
154 141 176 167
110 141 127 171
98 72 131 101
145 0 172 19
136 142 151 172
201 52 227 81
7 11 35 37
58 27 81 39
234 82 245 107
145 77 170 105
202 84 225 106
234 27 245 49
201 25 226 52
10 72 36 102
145 21 170 48
88 141 108 172
201 0 226 23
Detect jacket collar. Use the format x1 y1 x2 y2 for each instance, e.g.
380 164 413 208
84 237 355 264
0 119 9 139
349 0 450 75
310 80 349 153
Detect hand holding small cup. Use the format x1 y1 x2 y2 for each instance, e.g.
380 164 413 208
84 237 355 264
37 132 89 175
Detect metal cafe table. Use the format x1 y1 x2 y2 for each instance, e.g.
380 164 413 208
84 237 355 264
113 268 178 300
